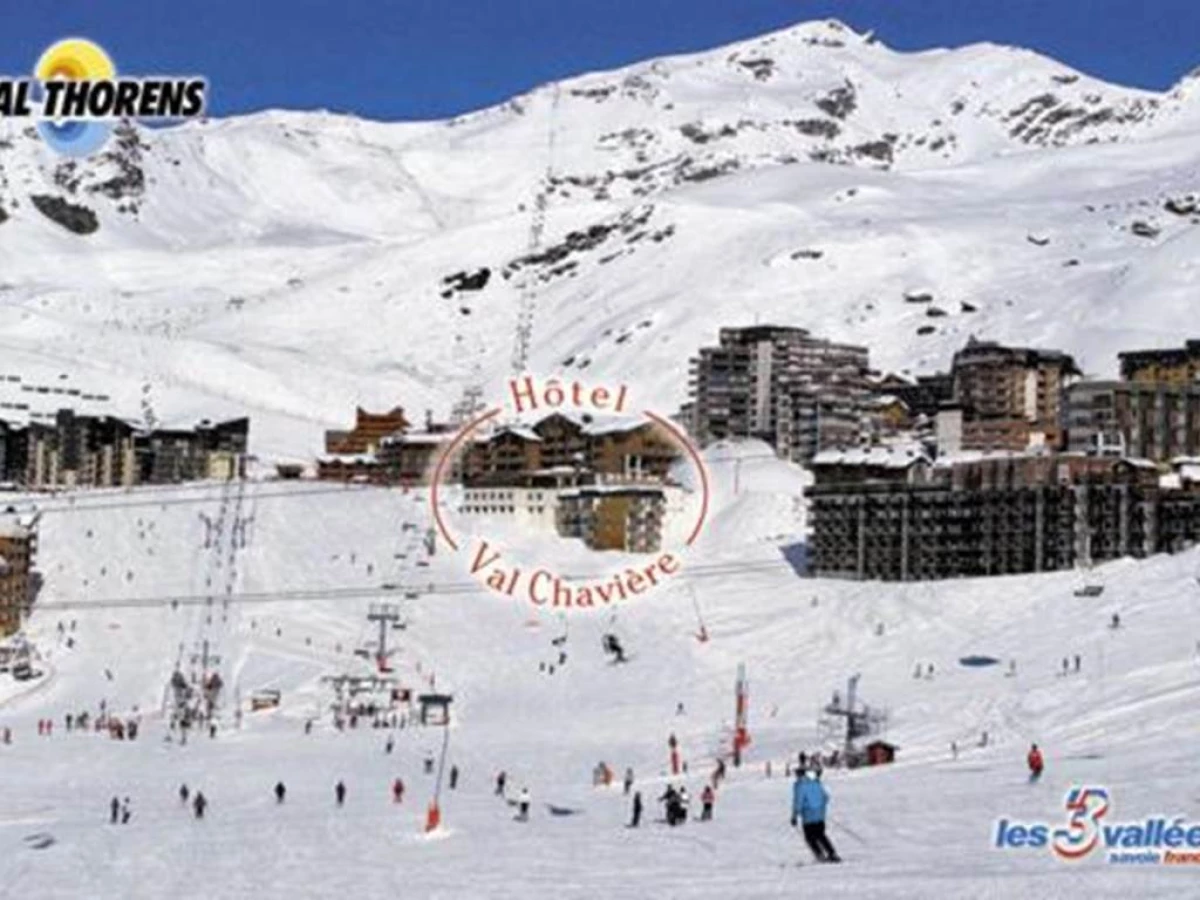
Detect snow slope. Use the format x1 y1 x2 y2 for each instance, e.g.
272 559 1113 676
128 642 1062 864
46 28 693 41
0 458 1199 897
0 20 1197 455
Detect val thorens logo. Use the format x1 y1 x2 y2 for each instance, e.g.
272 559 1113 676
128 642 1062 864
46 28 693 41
995 785 1200 866
0 37 207 157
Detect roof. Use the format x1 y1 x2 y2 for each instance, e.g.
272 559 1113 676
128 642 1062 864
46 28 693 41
318 454 378 465
382 431 452 446
494 425 542 442
812 445 929 469
560 484 666 498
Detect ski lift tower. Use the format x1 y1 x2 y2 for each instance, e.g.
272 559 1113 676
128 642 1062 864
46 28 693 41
367 603 404 673
817 673 888 766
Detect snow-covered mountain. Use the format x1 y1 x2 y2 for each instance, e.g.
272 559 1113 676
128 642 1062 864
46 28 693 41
1 18 1199 456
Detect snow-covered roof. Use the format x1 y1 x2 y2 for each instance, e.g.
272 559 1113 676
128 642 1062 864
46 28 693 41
582 416 647 436
494 425 543 442
382 431 452 446
812 445 929 468
318 453 378 465
560 484 665 498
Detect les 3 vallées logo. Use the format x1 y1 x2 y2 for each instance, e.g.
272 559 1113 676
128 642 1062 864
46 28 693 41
0 37 206 157
996 786 1200 865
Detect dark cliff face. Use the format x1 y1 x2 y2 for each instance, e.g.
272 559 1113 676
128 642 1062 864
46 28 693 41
30 194 99 235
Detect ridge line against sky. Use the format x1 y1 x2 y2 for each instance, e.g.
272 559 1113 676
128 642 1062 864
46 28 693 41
2 0 1198 122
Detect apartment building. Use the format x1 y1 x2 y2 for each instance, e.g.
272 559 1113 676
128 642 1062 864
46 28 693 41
686 325 872 462
0 523 37 637
1119 340 1200 384
947 338 1080 452
1066 380 1200 460
805 451 1195 580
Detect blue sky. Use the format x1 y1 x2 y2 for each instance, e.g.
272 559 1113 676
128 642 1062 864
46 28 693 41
3 1 1198 121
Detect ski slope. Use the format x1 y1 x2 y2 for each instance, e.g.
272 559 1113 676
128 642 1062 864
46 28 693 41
1 448 1199 897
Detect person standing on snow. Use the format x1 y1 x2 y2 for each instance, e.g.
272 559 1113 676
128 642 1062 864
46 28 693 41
623 767 634 795
393 777 405 804
335 781 347 806
1027 744 1044 782
179 784 190 805
791 769 840 863
630 791 643 828
449 765 459 790
193 792 207 819
109 796 120 824
517 787 531 821
274 782 286 804
659 785 683 826
700 784 715 821
495 771 507 796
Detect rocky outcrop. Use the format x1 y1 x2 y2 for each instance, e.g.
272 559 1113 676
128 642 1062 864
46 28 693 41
30 194 99 235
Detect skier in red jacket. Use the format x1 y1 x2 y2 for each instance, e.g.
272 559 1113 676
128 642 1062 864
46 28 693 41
1027 744 1044 781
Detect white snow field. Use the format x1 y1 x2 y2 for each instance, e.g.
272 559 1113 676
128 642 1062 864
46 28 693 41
1 451 1199 898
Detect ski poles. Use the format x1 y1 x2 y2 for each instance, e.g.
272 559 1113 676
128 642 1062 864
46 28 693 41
828 813 868 846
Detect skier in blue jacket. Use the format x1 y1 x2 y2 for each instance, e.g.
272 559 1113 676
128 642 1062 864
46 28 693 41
791 768 840 863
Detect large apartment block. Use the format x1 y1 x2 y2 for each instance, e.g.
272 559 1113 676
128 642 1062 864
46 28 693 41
0 411 248 489
1066 380 1200 460
806 449 1200 580
1119 340 1200 384
947 338 1081 452
0 522 38 637
686 325 872 462
557 485 667 553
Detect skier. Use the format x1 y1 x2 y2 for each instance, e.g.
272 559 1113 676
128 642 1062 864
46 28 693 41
1062 657 1069 676
335 781 347 806
1111 612 1121 630
274 781 286 804
623 767 634 795
791 769 840 863
1027 743 1044 782
678 786 690 822
304 719 313 735
700 784 715 821
1074 654 1081 673
120 798 132 825
951 741 958 760
423 753 434 775
109 796 120 824
385 736 394 754
517 787 531 821
179 783 189 805
193 792 207 819
495 770 507 796
659 785 683 826
630 791 643 828
449 765 459 790
392 777 405 804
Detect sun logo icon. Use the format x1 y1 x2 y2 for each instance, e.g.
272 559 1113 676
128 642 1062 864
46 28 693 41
34 38 117 157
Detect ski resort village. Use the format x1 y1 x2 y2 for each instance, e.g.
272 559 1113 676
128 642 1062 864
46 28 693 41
2 15 1200 900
